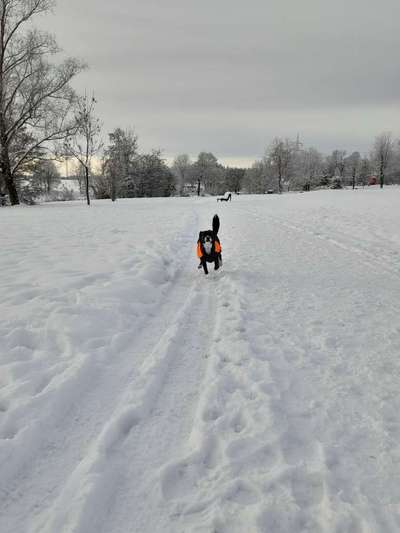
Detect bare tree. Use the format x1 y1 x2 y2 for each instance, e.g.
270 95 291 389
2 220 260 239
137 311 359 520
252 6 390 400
346 151 361 189
373 132 393 189
193 152 224 195
64 94 102 205
31 159 60 194
243 161 267 193
103 128 138 201
172 154 191 195
133 150 175 198
225 167 245 194
336 151 346 179
358 157 371 187
387 141 400 185
327 150 346 179
266 137 295 193
0 0 85 204
300 147 323 189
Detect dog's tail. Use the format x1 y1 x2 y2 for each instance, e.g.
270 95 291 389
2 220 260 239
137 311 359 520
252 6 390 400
213 214 220 235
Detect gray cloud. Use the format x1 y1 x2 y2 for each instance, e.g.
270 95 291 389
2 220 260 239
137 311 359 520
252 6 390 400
40 0 400 164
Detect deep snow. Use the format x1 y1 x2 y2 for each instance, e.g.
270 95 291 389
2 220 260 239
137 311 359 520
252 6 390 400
1 188 400 533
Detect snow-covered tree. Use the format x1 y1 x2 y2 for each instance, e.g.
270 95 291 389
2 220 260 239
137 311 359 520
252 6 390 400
172 154 192 196
243 161 268 193
345 151 361 189
291 147 324 190
373 132 394 188
265 138 295 193
358 157 371 187
193 152 225 195
326 150 346 180
224 167 245 194
103 128 138 201
30 159 60 194
386 141 400 184
133 150 175 198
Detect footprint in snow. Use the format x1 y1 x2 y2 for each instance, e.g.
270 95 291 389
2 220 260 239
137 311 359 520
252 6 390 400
228 409 247 434
5 327 38 351
0 417 20 440
161 437 221 502
0 399 9 413
289 468 325 508
257 507 319 533
279 431 323 466
223 478 259 506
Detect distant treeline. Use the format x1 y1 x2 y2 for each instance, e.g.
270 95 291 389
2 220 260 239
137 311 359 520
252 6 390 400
7 130 400 204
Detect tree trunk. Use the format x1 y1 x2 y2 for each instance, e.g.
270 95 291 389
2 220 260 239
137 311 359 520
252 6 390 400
111 176 116 202
85 165 90 205
380 159 384 189
4 173 19 204
2 154 19 205
197 178 201 196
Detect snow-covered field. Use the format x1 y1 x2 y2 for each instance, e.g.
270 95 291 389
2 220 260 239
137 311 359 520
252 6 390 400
1 188 400 533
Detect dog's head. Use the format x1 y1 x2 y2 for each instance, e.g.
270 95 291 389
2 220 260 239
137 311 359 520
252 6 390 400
198 230 215 255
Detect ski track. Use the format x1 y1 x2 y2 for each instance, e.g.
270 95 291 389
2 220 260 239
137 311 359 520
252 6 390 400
56 275 218 533
2 191 400 532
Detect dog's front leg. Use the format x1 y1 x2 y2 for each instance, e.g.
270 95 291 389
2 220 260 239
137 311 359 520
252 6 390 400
201 258 209 275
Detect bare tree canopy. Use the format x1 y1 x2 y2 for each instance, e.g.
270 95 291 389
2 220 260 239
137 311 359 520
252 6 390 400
345 151 361 189
0 0 85 204
64 94 102 205
172 154 191 195
103 127 138 201
265 137 296 193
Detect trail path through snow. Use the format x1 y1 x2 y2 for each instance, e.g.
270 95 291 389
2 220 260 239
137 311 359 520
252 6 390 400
1 190 400 532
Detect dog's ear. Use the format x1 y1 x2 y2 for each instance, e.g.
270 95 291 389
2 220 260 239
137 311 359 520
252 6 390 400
198 231 203 241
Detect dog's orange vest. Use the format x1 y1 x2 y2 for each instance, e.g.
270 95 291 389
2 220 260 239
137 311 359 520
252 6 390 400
197 241 221 258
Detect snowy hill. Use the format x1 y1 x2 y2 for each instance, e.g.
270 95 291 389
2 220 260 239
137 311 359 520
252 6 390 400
1 189 400 533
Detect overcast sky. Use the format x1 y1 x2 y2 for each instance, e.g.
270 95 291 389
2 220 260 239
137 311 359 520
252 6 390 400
40 0 400 167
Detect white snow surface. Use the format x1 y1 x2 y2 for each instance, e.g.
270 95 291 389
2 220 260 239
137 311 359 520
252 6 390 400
1 189 400 533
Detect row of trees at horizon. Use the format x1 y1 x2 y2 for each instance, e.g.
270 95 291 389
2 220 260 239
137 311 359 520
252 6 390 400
242 132 399 194
168 132 400 197
20 129 400 203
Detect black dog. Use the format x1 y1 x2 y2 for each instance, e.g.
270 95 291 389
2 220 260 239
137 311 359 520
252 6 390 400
197 214 222 275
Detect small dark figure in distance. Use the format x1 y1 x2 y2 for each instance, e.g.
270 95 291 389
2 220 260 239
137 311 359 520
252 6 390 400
197 214 222 275
217 193 231 202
